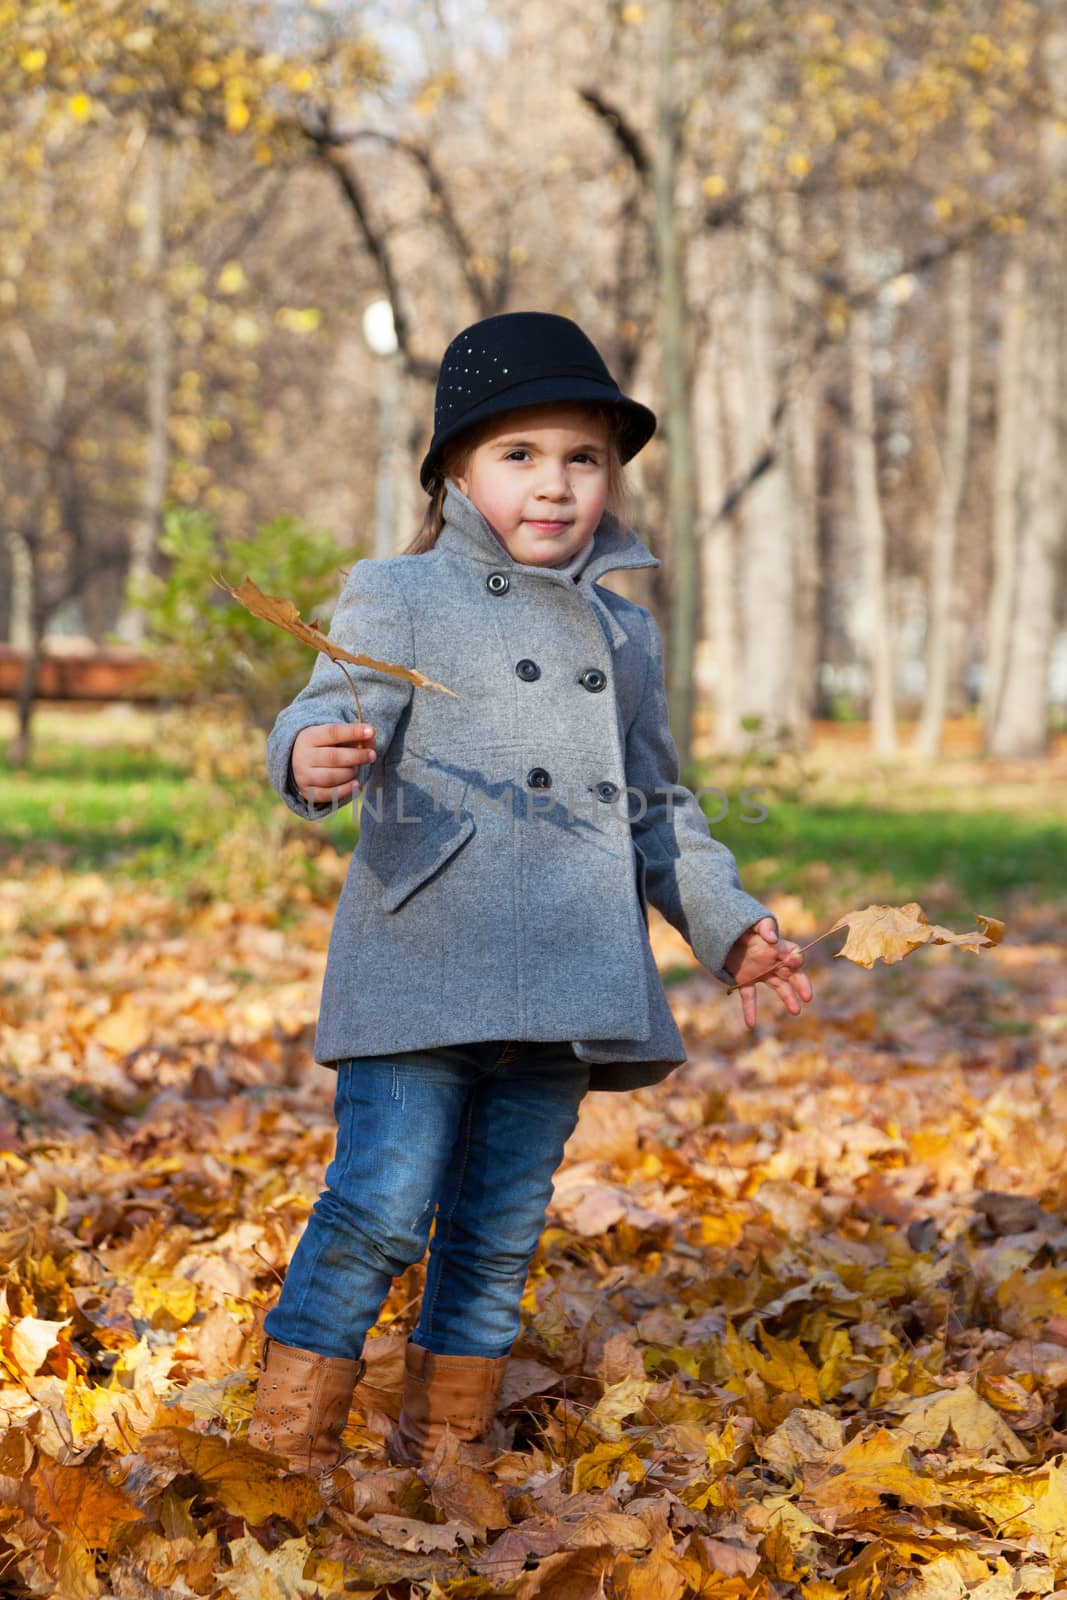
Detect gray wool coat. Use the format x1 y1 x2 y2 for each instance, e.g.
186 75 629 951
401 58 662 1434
266 481 778 1091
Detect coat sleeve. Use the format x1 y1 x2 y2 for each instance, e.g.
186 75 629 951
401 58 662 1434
625 605 778 986
265 557 414 822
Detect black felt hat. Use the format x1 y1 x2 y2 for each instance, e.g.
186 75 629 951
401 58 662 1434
419 311 657 490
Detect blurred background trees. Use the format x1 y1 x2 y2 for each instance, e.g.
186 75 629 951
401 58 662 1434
1 0 1064 767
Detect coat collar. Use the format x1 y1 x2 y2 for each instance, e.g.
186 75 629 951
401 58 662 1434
435 480 661 594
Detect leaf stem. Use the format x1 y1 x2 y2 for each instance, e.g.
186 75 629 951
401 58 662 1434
336 661 363 722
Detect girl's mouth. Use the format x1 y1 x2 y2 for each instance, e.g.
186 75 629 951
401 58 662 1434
527 520 571 532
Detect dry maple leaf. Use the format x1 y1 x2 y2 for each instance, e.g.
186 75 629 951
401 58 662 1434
728 901 1005 992
828 902 1005 969
215 575 459 717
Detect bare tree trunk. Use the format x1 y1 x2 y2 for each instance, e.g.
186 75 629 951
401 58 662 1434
983 249 1025 736
735 205 797 751
5 530 33 648
721 60 797 754
11 606 46 768
717 274 753 746
844 191 896 759
986 259 1064 756
914 250 973 757
986 26 1067 757
4 332 67 767
117 128 175 646
654 0 698 770
779 191 819 750
693 302 741 754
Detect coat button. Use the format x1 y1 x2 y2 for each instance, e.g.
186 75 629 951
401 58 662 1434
516 659 541 682
527 768 552 789
579 668 607 693
593 781 620 802
486 572 510 594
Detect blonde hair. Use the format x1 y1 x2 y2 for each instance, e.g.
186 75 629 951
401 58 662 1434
400 403 631 556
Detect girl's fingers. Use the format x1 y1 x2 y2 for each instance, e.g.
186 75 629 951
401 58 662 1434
308 766 364 785
317 747 376 774
302 751 375 786
305 783 356 803
765 971 813 1012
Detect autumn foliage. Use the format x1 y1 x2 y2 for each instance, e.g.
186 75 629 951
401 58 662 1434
1 849 1064 1597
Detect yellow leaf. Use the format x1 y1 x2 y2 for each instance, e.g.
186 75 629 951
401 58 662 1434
93 996 151 1054
20 47 47 73
806 1427 941 1522
216 261 247 295
54 1535 99 1600
226 100 250 133
757 1329 823 1405
760 1520 804 1581
703 175 728 198
131 1268 198 1330
621 1534 685 1600
895 1385 1029 1461
9 1316 68 1377
586 1375 654 1440
275 306 321 334
224 1532 333 1600
570 1436 647 1491
761 1407 843 1478
902 1559 966 1600
68 93 93 121
700 1211 745 1247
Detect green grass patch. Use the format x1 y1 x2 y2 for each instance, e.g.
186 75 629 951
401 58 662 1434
700 790 1066 919
0 707 365 919
2 709 1063 924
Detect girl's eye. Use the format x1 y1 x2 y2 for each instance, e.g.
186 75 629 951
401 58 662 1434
503 449 601 464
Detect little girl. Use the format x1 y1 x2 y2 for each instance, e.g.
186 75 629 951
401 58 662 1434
248 311 812 1476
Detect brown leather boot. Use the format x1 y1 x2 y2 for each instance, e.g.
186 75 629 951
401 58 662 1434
389 1342 509 1467
248 1334 365 1475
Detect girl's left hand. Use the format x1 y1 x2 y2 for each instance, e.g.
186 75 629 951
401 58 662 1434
724 916 813 1030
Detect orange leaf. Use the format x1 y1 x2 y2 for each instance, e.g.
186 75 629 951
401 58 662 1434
143 1426 323 1522
33 1459 143 1548
217 574 458 698
422 1430 510 1538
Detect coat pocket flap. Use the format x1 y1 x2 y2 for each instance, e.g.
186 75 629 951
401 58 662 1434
380 808 477 913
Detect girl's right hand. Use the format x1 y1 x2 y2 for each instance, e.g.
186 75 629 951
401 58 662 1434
291 722 376 804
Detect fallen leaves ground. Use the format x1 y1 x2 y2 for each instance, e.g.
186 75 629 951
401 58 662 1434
2 857 1067 1599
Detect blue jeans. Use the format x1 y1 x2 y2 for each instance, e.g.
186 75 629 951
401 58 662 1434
263 1040 590 1360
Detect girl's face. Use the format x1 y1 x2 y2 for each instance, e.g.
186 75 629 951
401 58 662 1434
452 404 611 567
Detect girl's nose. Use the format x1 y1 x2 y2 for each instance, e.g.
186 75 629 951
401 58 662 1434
538 466 573 499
